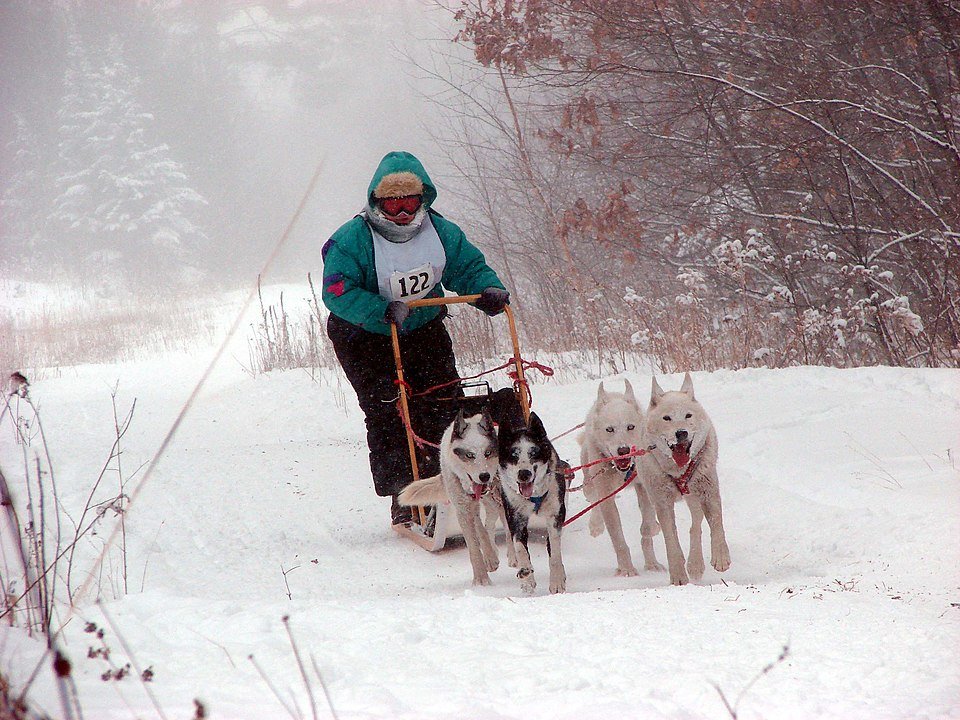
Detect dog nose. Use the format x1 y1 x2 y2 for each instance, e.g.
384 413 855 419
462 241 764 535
675 429 688 443
617 445 630 457
478 472 490 483
518 469 532 482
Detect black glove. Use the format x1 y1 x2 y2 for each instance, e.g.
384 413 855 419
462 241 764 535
475 287 510 316
384 300 410 326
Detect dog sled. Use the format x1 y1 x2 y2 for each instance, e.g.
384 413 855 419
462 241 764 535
390 294 531 551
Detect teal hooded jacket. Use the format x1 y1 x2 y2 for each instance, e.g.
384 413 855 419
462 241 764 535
321 151 505 335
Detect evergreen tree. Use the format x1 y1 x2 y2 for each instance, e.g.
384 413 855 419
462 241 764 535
1 116 47 277
49 31 209 289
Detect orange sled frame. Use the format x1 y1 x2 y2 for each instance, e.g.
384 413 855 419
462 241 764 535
390 295 530 551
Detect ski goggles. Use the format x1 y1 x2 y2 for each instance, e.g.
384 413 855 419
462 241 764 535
379 195 422 216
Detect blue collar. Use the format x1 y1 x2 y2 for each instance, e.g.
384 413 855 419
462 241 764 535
529 492 547 513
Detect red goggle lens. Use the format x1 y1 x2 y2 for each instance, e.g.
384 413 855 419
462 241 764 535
380 195 422 216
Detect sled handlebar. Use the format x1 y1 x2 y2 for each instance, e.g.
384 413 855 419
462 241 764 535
390 294 529 487
406 294 482 307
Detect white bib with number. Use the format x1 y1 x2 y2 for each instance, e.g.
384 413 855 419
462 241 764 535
371 216 446 302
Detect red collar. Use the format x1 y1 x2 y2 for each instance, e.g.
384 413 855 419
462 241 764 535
672 448 704 495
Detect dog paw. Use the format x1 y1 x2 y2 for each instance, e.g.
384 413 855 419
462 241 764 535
615 565 639 577
485 556 500 572
645 559 666 572
473 573 491 586
589 513 605 537
669 569 690 586
507 555 519 568
711 550 731 573
550 575 566 594
518 568 536 594
687 555 705 581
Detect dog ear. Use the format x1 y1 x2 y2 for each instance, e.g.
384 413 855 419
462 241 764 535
650 376 664 407
595 382 609 406
623 378 639 407
453 408 468 439
527 412 548 440
478 407 494 433
680 371 695 399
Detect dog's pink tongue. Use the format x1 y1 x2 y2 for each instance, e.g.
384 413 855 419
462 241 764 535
672 446 690 468
472 482 485 500
519 481 534 498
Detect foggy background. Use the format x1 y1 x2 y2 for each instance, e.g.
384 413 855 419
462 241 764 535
0 1 472 288
2 1 957 372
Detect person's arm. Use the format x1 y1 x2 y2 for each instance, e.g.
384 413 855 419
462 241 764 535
436 218 506 296
321 224 391 330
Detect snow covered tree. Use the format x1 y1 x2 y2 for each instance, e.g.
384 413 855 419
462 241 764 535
48 31 209 289
1 116 48 277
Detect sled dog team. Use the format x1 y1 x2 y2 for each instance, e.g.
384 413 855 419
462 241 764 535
398 373 731 594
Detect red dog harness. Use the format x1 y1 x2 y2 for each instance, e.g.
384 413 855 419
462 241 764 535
672 448 704 495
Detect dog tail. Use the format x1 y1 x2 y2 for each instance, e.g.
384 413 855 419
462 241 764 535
396 475 448 506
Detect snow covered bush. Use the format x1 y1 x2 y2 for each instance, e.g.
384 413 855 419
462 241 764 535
450 0 959 370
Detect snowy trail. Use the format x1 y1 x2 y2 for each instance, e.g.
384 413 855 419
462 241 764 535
2 360 958 719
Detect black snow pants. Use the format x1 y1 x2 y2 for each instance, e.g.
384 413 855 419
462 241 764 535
326 312 462 497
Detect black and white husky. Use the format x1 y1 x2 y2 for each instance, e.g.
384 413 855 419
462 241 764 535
398 409 516 586
497 412 568 594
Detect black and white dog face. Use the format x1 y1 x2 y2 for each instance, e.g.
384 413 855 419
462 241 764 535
496 410 568 594
447 408 499 500
498 412 557 500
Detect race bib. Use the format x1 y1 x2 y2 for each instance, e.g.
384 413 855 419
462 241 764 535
389 262 437 301
371 216 446 302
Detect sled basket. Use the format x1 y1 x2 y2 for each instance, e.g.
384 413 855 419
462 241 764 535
419 380 494 418
453 380 493 416
389 295 530 551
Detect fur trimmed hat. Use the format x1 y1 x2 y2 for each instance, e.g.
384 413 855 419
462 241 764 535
367 151 437 208
372 171 424 199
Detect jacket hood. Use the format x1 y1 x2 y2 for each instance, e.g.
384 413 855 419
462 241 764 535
366 151 437 208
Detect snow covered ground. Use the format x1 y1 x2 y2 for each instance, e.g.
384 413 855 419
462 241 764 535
1 301 959 719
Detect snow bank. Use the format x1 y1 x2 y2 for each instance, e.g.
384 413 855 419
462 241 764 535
2 358 958 719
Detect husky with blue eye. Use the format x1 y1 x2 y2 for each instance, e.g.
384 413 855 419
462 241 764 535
398 408 516 586
497 412 567 594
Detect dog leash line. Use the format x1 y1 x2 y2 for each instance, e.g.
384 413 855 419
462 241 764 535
549 422 585 443
563 465 637 528
564 446 650 484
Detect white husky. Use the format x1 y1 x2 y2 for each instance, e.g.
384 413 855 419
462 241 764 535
398 409 516 586
579 380 663 576
636 373 731 586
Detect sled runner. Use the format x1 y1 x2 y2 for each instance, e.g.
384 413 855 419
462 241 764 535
390 294 530 551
